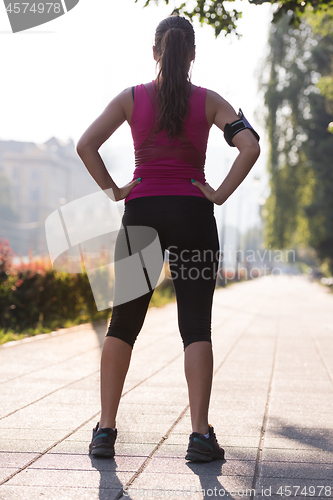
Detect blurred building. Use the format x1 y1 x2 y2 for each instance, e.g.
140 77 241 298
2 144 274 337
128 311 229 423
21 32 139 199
0 137 98 257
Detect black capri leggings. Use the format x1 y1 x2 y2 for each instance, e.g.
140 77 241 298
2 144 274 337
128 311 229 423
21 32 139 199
106 195 220 350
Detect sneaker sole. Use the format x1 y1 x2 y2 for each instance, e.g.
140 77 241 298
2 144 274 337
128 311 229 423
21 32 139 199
185 450 213 462
89 446 115 458
185 449 225 462
185 453 212 462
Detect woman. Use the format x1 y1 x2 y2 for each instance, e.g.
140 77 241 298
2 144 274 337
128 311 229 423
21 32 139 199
76 15 260 462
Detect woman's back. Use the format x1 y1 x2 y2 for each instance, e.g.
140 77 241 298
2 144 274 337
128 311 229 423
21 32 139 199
131 81 209 169
126 80 210 202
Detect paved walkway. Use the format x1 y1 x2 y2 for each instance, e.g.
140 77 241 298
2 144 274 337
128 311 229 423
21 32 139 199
0 275 332 500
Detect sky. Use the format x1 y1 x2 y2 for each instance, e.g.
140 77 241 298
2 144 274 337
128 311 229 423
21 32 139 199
0 0 273 238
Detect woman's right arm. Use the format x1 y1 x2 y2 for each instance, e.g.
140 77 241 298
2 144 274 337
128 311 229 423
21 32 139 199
193 90 260 205
76 87 140 201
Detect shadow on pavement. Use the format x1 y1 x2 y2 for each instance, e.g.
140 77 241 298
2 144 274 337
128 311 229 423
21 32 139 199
90 454 126 500
186 459 242 500
267 418 333 453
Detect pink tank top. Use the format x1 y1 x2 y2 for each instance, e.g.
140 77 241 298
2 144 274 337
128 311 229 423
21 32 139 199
125 80 210 202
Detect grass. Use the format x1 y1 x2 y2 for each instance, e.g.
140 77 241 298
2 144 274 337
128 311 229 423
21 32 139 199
0 326 52 345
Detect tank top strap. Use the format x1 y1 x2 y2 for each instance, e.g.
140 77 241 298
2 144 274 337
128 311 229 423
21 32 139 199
143 81 160 125
143 81 157 105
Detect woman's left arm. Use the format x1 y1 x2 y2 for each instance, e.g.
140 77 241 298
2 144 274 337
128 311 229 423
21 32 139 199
76 87 140 201
193 90 260 205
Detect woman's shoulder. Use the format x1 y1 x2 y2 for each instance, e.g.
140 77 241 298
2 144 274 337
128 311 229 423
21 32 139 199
205 88 225 101
206 89 242 130
205 88 235 111
190 84 225 101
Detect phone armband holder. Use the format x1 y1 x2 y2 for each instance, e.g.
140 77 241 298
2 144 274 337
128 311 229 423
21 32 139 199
224 109 260 147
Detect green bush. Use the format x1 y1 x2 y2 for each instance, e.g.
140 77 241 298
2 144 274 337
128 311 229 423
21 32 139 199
0 269 110 334
0 238 181 345
0 238 176 344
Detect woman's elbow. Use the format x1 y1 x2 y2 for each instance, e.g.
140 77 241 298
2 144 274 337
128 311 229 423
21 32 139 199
76 141 84 155
246 141 260 163
76 140 93 157
76 140 87 153
239 142 260 163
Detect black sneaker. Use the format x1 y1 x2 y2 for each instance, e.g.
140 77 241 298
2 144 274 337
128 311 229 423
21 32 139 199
185 424 225 462
89 422 117 458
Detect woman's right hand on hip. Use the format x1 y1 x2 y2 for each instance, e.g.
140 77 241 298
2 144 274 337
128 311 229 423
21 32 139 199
108 178 142 202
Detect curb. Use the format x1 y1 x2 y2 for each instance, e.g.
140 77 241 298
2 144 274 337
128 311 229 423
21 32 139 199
0 318 109 349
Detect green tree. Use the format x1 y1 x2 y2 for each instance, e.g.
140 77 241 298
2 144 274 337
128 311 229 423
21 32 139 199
306 10 333 133
261 11 333 272
136 0 333 37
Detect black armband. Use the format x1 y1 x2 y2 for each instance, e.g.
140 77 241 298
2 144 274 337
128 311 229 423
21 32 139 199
224 109 260 147
132 86 135 102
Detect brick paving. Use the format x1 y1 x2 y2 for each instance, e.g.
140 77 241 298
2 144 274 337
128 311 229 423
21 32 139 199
0 274 332 499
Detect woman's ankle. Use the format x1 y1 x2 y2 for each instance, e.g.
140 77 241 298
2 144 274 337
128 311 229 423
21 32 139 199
192 424 209 435
99 419 116 429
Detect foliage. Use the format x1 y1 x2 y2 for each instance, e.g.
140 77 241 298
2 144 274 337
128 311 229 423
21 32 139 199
261 11 333 272
0 238 177 344
150 272 176 307
0 267 106 334
306 9 333 126
135 0 333 37
251 0 333 27
0 238 107 339
0 238 14 274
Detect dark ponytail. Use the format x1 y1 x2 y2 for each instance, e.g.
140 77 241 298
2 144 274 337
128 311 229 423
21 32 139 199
154 16 195 140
